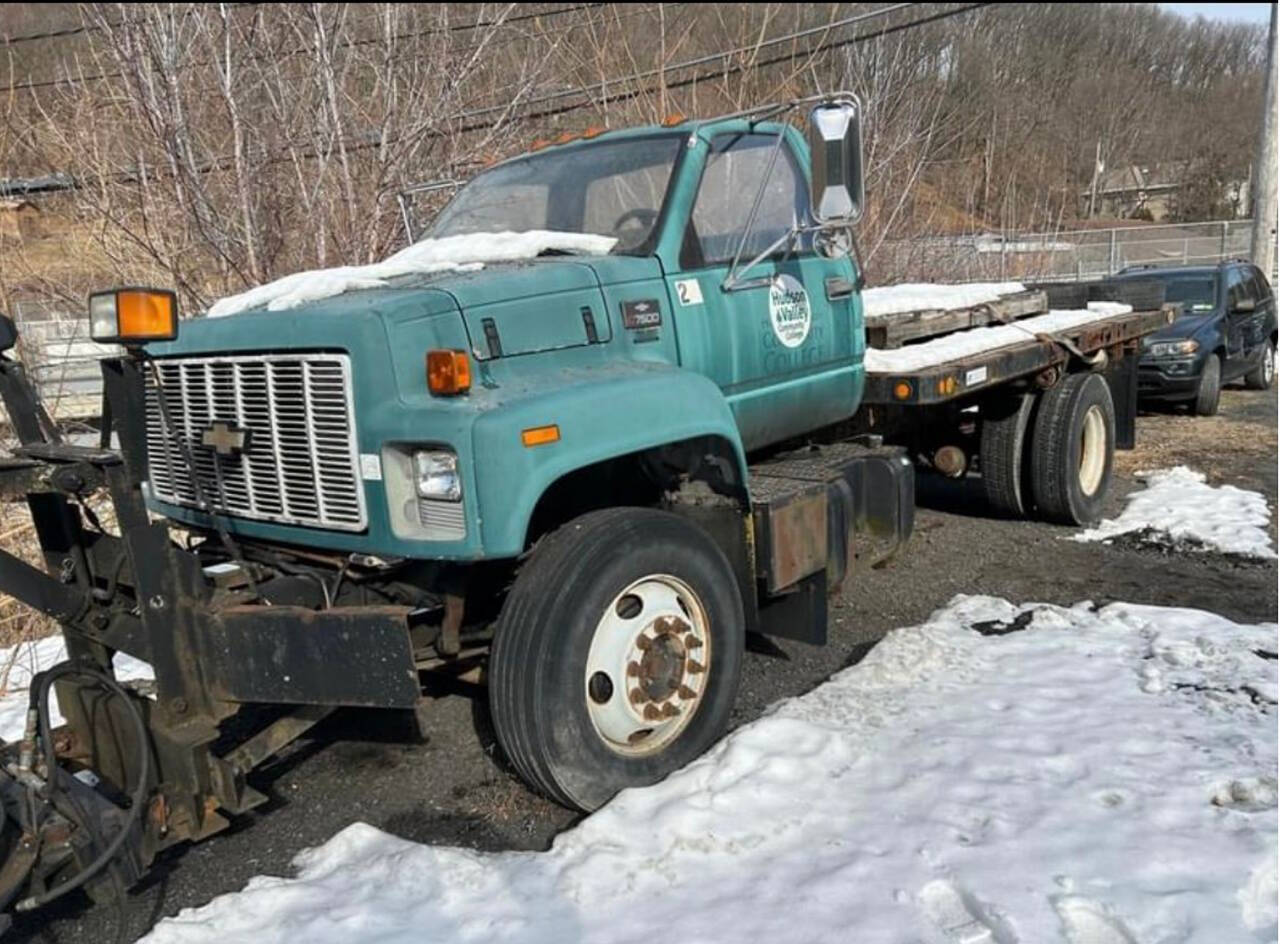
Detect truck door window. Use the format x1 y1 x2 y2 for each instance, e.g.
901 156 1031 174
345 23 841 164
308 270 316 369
688 133 808 266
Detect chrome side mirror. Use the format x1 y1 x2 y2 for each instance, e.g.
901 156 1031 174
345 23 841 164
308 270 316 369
807 98 864 224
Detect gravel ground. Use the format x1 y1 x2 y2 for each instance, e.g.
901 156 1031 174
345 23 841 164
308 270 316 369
10 385 1277 944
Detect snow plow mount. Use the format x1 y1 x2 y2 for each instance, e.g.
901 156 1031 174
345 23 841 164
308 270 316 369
0 340 432 922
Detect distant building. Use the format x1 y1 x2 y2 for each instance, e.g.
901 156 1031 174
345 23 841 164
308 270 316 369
1083 162 1250 221
0 198 41 240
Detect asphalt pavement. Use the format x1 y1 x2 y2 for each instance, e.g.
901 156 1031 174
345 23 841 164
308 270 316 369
11 385 1277 943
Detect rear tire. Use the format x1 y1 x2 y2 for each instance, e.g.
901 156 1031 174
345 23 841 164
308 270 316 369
489 507 744 811
1193 353 1221 416
980 392 1038 518
1244 341 1275 390
1029 372 1115 525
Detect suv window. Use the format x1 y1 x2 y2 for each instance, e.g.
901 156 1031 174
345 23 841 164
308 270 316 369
1227 266 1258 310
1249 266 1272 302
687 133 808 267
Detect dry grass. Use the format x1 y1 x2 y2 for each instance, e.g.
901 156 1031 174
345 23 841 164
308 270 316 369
0 501 57 648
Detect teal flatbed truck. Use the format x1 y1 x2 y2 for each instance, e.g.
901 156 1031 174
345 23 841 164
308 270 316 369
0 94 1172 918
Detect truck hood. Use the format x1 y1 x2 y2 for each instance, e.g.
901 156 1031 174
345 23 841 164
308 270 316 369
156 256 651 362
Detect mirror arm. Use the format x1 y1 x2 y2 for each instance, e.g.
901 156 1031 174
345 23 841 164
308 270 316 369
724 130 790 289
722 229 797 293
849 227 867 292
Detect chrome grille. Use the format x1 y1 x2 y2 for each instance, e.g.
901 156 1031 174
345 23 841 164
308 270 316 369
144 353 366 531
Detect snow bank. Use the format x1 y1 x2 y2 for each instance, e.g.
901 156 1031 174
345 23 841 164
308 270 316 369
0 635 152 742
864 302 1133 373
1076 466 1276 559
143 596 1277 944
207 231 618 318
862 281 1027 319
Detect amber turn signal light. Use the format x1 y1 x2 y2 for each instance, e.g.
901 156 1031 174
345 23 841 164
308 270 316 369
426 350 471 395
521 425 560 447
89 288 178 344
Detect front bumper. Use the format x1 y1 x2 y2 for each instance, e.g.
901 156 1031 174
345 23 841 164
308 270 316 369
1138 356 1200 400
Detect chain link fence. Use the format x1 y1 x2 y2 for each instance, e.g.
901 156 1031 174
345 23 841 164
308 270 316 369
877 219 1258 285
10 299 116 423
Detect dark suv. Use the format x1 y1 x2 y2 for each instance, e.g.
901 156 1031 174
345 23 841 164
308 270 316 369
1113 261 1277 415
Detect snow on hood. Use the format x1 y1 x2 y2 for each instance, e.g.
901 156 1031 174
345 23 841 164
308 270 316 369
1075 466 1276 559
862 281 1027 319
140 595 1277 944
206 231 618 319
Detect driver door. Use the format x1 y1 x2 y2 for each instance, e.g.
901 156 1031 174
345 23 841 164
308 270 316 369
663 131 860 452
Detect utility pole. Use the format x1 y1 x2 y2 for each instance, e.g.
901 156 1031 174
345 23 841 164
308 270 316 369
1251 4 1277 278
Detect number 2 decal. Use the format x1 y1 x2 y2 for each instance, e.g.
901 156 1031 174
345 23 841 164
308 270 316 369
675 279 704 306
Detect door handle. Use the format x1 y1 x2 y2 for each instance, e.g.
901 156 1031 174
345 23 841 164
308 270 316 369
825 276 854 300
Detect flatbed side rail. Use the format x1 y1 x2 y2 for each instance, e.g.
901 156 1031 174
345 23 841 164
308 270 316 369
861 306 1175 407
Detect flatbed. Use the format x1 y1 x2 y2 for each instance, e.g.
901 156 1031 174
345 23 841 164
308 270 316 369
862 304 1176 406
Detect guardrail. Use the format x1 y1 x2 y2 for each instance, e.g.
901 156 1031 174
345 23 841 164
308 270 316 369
878 219 1262 284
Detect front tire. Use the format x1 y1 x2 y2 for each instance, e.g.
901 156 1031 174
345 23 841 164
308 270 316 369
489 507 745 811
1244 341 1275 391
1193 353 1221 416
1029 372 1116 525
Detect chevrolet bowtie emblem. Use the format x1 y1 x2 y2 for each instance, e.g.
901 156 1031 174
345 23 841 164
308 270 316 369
201 422 251 457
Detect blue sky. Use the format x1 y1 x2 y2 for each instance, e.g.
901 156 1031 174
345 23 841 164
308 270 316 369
1159 3 1273 24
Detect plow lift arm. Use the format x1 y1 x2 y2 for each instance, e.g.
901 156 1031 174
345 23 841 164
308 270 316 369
0 314 430 930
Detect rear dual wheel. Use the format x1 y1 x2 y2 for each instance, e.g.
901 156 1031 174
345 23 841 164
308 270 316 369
489 508 744 811
981 372 1116 525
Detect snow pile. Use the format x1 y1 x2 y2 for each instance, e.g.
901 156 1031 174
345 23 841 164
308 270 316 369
207 231 618 318
1076 466 1276 559
862 281 1027 318
864 302 1133 373
0 635 153 742
144 596 1277 944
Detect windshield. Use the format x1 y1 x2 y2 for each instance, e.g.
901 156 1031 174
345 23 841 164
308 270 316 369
429 135 682 253
1158 275 1219 314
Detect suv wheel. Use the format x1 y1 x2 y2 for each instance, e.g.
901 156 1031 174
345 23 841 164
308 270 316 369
1244 341 1276 391
1193 353 1222 416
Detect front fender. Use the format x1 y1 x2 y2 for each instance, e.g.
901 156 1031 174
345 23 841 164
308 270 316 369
470 363 747 556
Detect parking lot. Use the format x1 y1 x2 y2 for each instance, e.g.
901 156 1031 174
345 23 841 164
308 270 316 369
11 382 1274 944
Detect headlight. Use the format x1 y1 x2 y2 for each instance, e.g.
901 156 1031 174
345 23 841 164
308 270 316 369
414 450 461 501
1147 339 1199 357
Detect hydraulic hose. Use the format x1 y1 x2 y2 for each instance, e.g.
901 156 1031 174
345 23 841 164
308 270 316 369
13 663 149 913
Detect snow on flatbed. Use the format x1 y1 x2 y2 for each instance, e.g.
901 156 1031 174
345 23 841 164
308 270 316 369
142 596 1277 944
864 302 1133 374
207 231 617 318
1076 466 1276 559
862 281 1027 319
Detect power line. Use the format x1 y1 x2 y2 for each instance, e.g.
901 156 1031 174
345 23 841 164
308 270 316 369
2 2 988 196
450 2 919 125
0 2 589 49
0 2 604 92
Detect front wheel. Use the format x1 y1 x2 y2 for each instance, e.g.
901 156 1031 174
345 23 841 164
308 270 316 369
489 507 744 811
1193 353 1221 416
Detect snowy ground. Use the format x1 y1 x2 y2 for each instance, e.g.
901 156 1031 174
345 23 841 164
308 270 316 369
1076 466 1275 559
862 281 1028 319
0 636 152 743
140 596 1277 944
207 231 617 318
864 302 1133 374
